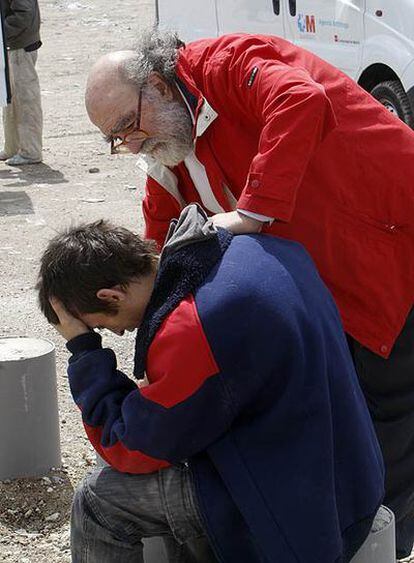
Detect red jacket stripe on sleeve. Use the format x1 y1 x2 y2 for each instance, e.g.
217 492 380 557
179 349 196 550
142 295 219 408
84 423 170 474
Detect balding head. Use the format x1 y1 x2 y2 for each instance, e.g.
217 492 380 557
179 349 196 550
84 30 193 165
85 29 183 130
85 51 137 126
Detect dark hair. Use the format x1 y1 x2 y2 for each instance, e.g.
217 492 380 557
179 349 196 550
37 220 158 324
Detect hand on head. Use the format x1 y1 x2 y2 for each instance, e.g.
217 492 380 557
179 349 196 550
49 298 90 341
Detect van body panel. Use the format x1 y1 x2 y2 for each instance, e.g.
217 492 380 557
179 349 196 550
157 0 414 122
363 6 414 82
217 0 285 37
401 58 414 93
285 0 365 78
360 34 412 83
365 0 414 46
155 0 218 41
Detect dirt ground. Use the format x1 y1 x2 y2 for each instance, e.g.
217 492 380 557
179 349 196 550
0 1 413 562
0 1 154 561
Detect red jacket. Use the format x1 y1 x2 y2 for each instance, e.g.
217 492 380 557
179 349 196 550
141 33 414 358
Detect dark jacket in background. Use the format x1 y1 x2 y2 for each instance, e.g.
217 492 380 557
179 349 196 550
0 0 41 50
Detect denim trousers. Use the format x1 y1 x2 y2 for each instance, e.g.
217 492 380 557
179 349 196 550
71 464 218 563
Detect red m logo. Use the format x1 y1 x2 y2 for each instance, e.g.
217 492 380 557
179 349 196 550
306 15 316 33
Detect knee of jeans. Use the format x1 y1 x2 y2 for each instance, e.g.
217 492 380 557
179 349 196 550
73 468 141 541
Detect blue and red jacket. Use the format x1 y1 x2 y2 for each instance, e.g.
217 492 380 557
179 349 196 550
67 208 384 562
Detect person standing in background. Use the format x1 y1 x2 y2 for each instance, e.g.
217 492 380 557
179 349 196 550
0 0 42 165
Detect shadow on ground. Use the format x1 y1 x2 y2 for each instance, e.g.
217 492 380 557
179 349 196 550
0 163 68 187
0 191 34 216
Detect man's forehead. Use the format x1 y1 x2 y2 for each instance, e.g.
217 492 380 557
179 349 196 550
87 79 137 128
94 88 136 134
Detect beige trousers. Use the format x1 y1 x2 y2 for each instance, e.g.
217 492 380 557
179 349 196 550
2 48 43 160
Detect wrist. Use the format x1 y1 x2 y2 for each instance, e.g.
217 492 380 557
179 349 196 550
237 211 263 232
67 331 102 355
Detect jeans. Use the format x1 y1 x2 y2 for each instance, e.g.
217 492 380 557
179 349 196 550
71 464 218 563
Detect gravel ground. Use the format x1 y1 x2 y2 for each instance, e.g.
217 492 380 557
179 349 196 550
0 1 413 562
0 1 153 561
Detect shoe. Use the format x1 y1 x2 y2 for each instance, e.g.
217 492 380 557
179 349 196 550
0 150 12 161
6 154 41 166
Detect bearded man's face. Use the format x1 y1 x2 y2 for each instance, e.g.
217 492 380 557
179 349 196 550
138 85 194 166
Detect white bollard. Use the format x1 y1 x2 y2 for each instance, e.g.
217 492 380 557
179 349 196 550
0 337 61 479
350 506 395 563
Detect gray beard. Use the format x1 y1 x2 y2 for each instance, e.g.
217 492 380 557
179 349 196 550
140 93 193 167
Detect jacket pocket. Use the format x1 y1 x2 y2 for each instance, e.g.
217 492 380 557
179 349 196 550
336 207 401 245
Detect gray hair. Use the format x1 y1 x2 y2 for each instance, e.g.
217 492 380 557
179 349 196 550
121 28 184 89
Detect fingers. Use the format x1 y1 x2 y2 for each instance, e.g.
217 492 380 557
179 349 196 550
49 297 65 324
49 297 74 326
48 297 90 341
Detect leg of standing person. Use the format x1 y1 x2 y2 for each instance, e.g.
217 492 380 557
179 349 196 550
348 307 414 559
71 464 218 563
1 49 20 159
17 49 42 161
4 48 42 164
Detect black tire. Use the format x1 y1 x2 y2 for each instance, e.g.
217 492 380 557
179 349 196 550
370 79 414 128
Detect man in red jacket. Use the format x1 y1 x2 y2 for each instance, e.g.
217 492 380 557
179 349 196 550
85 29 414 557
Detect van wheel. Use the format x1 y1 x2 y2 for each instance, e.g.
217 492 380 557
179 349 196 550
370 80 414 128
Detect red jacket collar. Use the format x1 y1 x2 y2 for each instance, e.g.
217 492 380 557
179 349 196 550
176 51 218 138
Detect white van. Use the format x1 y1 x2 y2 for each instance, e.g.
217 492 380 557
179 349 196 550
0 3 11 107
156 0 414 127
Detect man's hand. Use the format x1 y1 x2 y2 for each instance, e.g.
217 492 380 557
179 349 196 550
49 298 90 341
210 210 263 235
